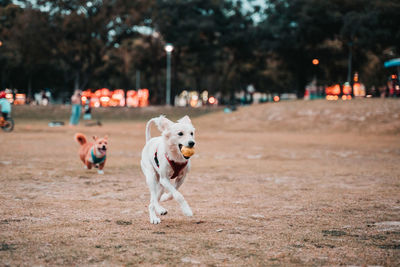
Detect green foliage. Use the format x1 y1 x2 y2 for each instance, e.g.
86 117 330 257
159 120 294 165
0 0 399 101
258 0 400 95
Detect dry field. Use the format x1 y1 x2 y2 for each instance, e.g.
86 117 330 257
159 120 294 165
1 99 399 266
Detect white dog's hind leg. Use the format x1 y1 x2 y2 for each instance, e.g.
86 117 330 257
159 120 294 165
160 177 184 202
160 192 172 202
145 170 161 224
160 177 193 217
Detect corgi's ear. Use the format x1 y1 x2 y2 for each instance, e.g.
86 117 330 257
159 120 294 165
92 135 98 141
157 115 173 132
178 115 192 125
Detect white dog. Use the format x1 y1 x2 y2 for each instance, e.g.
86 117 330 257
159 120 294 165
141 115 196 224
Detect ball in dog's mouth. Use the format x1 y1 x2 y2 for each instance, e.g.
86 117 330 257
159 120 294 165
179 144 195 159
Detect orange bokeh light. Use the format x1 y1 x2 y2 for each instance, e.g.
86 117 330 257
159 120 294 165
342 84 352 95
79 88 149 108
208 96 216 104
326 95 339 101
325 84 341 96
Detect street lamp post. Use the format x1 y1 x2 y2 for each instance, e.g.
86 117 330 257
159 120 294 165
347 42 353 83
312 58 319 82
136 70 140 89
164 43 174 106
312 58 319 98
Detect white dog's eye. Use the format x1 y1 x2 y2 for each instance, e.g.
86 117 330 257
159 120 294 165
178 132 183 136
190 132 193 136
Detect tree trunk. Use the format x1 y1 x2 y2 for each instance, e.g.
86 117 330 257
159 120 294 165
74 70 80 90
195 74 201 94
220 55 235 95
28 74 32 98
80 72 89 90
1 68 4 90
295 67 307 98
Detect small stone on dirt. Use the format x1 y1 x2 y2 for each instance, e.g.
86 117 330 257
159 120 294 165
181 257 201 264
116 220 132 225
322 230 346 236
251 214 265 219
0 243 15 251
152 231 165 235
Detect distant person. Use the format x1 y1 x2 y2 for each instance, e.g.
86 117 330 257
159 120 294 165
0 91 11 126
26 96 33 105
388 80 394 97
82 97 102 127
69 89 82 126
247 84 255 104
83 96 92 120
41 90 49 106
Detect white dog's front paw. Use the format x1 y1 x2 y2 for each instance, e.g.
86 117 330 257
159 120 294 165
155 205 168 216
182 205 193 217
97 170 104 174
160 192 172 202
150 216 161 224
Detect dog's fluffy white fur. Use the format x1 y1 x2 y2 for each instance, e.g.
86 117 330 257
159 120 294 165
141 115 196 224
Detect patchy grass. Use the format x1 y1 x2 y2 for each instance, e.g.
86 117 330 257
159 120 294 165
12 105 222 122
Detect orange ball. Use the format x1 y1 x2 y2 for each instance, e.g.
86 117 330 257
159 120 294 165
181 146 195 157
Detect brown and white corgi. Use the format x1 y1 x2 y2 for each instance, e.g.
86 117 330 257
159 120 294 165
74 133 108 174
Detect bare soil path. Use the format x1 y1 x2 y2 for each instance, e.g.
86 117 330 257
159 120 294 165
1 99 399 266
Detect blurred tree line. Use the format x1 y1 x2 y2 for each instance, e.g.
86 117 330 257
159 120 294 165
0 0 399 103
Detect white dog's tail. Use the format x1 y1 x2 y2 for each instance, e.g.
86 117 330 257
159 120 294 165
146 116 161 142
146 115 171 142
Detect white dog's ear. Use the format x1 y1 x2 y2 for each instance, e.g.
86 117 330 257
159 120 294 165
157 115 173 132
178 115 192 124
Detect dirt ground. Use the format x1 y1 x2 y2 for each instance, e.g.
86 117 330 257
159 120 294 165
1 99 399 266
